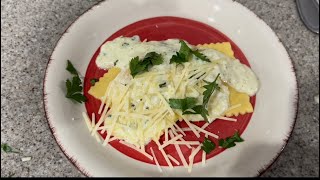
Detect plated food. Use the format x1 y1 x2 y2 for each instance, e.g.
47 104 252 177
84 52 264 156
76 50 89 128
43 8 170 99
65 35 259 172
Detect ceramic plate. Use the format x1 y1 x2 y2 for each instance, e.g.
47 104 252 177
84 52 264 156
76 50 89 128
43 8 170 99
43 0 298 177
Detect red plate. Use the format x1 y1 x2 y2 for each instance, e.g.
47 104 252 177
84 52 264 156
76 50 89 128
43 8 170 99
83 16 256 166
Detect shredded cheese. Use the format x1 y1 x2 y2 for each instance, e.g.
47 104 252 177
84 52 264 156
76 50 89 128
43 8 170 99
108 136 117 142
91 113 95 129
171 124 177 134
171 130 192 148
154 140 173 168
119 141 153 160
94 132 102 143
21 157 32 162
217 116 237 122
102 115 119 146
169 131 188 168
173 123 186 136
200 123 210 129
156 92 175 116
159 134 183 149
167 155 180 165
172 141 200 145
147 111 169 133
97 126 105 130
174 64 189 93
188 145 202 173
91 104 108 135
83 112 102 143
181 128 192 132
97 78 115 114
98 99 106 115
113 112 150 120
150 147 162 172
164 128 168 142
192 124 219 139
96 89 129 139
183 118 200 138
82 112 92 132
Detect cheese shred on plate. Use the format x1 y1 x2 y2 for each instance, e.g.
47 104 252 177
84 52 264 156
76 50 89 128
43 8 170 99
82 36 259 173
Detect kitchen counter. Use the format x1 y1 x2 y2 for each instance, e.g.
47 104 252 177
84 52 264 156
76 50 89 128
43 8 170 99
1 0 319 177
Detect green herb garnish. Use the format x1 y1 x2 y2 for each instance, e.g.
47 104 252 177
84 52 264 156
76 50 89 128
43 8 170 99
129 56 146 78
1 143 20 154
218 131 244 149
202 74 220 107
65 60 87 103
169 97 198 112
169 74 220 122
66 60 78 75
170 40 210 64
129 52 163 78
168 98 209 122
90 78 99 86
144 51 164 66
201 137 216 154
192 49 210 62
168 74 220 122
113 60 119 66
183 105 209 122
159 82 167 88
170 40 192 64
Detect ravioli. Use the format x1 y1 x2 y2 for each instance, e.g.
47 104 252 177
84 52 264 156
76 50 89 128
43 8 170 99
88 67 121 100
197 42 234 58
88 37 259 145
197 43 255 117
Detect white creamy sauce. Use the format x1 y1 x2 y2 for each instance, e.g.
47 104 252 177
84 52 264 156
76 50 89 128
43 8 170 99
96 36 259 144
218 58 259 96
96 36 181 70
96 36 258 97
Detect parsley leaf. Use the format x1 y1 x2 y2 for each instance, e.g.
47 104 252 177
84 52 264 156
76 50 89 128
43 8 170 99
170 40 211 64
219 138 236 148
170 40 192 64
232 131 244 142
179 40 192 57
201 137 216 154
170 52 189 64
168 73 220 123
184 105 209 122
159 82 167 88
90 78 99 86
144 52 164 65
169 98 210 122
129 56 147 77
65 60 87 103
129 52 163 78
203 74 220 107
1 143 20 154
169 97 198 112
192 50 210 62
67 93 87 103
66 60 78 75
218 131 244 149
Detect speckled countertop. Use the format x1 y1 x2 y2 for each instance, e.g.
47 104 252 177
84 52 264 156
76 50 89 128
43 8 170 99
1 0 319 177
